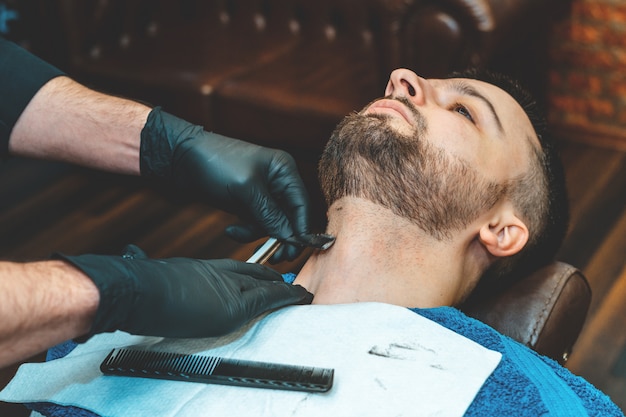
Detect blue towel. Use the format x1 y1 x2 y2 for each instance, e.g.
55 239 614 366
417 307 623 416
25 274 623 417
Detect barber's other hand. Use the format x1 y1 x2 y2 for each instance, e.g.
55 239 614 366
54 245 313 340
140 107 311 261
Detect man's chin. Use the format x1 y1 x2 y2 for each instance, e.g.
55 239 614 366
385 119 416 138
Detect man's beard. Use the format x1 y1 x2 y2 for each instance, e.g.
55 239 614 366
318 100 506 241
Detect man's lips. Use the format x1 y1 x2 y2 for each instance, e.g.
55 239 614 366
363 99 414 125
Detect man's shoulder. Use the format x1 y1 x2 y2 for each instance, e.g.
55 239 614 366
409 306 502 349
409 307 623 416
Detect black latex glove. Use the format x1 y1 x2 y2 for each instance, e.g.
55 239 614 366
140 107 311 261
54 245 313 340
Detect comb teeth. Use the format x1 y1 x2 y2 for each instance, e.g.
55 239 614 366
100 348 334 393
101 348 221 377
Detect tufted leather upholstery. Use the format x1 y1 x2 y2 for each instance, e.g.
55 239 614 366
47 0 586 364
55 0 570 158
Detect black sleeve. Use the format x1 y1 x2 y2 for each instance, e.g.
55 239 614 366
0 36 65 157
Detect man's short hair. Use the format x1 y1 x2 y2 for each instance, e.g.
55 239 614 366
451 69 570 293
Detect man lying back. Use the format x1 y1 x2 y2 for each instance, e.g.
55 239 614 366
299 67 566 307
3 68 622 416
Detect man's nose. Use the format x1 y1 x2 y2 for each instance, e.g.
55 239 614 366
384 68 430 106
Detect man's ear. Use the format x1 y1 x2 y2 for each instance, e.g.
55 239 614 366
478 208 529 258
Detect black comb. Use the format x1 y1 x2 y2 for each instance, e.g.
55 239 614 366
100 348 334 393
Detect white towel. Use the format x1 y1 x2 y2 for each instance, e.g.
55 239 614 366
0 302 501 417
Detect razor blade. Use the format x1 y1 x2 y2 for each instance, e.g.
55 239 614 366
246 234 335 264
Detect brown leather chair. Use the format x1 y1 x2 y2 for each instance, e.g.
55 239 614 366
463 262 591 365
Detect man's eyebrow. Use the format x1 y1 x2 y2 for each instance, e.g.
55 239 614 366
450 80 504 134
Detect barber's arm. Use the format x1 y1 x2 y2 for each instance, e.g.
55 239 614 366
0 247 312 369
0 258 98 368
9 75 148 174
3 37 311 260
2 36 148 175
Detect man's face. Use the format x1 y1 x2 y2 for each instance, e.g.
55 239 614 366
318 69 537 240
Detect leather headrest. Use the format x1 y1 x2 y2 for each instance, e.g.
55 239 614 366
462 262 591 364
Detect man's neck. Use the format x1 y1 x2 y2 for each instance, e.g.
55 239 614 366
294 197 478 308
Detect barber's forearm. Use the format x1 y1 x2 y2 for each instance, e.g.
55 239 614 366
0 260 99 369
9 76 151 175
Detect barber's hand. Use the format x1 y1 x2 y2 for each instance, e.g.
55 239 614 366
54 245 313 340
139 107 311 261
